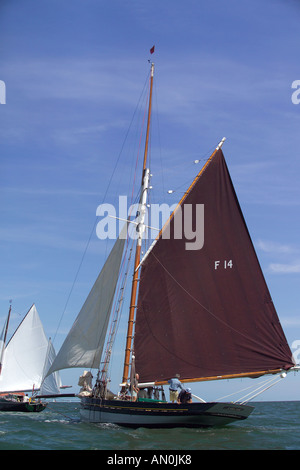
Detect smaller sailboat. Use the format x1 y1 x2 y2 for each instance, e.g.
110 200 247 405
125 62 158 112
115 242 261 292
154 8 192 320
0 303 64 412
46 61 298 428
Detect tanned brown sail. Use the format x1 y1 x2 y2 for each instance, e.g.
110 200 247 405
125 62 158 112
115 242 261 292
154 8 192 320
135 148 294 384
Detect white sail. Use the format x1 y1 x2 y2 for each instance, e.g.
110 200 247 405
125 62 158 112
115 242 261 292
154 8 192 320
40 338 62 395
46 227 127 376
0 305 50 393
0 318 7 369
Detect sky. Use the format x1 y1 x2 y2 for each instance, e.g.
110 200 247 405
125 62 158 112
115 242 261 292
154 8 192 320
1 0 300 401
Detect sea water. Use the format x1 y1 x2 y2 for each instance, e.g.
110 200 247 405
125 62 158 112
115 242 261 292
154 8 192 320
0 400 299 451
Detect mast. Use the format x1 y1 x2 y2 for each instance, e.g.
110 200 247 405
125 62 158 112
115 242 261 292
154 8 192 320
122 62 154 385
0 302 12 375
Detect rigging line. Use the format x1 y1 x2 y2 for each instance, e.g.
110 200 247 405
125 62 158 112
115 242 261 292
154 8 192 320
240 376 284 404
216 375 278 401
52 74 150 345
235 375 281 403
86 197 139 372
88 193 141 370
4 304 32 349
88 91 149 370
92 227 136 374
166 146 217 195
150 250 272 348
153 74 166 204
103 240 135 380
129 86 149 206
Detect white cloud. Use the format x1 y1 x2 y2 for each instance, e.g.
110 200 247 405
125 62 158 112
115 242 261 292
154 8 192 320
0 225 103 254
256 240 300 274
282 317 300 327
256 239 296 254
3 57 145 104
269 262 300 274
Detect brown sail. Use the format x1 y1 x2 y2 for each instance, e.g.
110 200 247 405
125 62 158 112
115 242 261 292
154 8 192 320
135 148 294 384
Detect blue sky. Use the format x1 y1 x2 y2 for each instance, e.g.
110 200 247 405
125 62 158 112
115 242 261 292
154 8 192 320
1 0 300 400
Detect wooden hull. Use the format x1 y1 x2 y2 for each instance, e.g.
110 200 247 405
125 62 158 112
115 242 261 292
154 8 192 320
0 397 47 413
80 397 254 428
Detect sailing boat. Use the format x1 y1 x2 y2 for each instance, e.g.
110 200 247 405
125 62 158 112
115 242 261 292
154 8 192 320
46 62 297 428
0 303 63 412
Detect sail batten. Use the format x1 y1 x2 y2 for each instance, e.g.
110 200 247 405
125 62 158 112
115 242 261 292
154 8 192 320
135 149 294 384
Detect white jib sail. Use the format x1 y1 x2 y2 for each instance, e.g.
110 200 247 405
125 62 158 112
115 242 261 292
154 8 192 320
0 304 50 393
40 338 62 395
46 226 127 377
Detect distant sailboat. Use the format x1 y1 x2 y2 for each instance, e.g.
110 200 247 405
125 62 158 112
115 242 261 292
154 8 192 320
0 304 64 412
46 62 298 427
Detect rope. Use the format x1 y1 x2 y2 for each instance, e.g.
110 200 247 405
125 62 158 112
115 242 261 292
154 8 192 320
238 375 285 404
216 374 285 404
